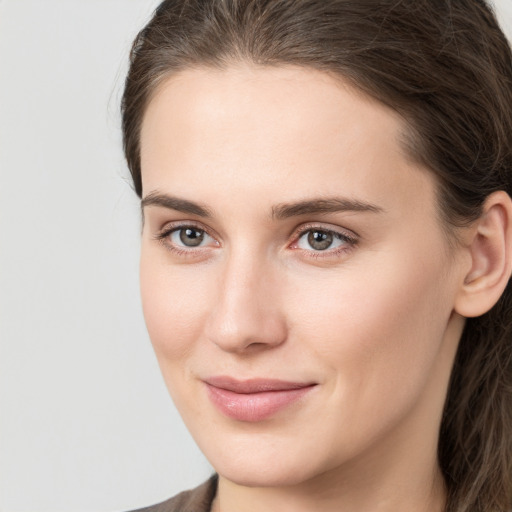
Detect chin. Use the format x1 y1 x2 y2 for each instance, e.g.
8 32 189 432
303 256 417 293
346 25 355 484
202 440 331 489
217 463 314 488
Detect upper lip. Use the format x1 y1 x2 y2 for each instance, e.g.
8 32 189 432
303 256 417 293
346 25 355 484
204 376 316 394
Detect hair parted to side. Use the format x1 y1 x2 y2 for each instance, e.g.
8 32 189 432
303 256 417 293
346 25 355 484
122 1 512 510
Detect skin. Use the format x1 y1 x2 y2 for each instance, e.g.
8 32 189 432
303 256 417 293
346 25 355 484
138 64 472 512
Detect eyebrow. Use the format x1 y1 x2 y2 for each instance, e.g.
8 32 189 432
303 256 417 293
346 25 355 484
141 191 384 220
141 191 212 217
271 198 384 219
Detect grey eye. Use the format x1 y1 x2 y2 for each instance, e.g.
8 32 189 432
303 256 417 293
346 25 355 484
307 230 333 251
173 227 206 247
296 229 348 252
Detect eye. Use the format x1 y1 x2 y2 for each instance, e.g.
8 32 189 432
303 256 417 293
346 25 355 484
155 224 218 253
171 227 208 247
295 228 355 252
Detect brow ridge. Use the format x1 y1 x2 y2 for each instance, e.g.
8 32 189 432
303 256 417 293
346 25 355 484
141 192 384 220
141 191 212 217
272 198 384 219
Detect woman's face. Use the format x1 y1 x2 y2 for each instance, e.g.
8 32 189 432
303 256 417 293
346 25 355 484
139 65 467 487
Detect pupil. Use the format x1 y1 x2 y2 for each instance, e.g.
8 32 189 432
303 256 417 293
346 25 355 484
308 230 333 251
180 228 204 247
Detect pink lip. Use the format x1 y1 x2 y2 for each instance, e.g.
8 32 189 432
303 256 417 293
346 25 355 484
204 376 317 422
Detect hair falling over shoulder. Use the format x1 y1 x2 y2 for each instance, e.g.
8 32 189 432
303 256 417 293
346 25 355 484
121 1 512 510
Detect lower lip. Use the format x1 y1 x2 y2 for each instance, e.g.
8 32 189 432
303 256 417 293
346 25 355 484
205 384 316 422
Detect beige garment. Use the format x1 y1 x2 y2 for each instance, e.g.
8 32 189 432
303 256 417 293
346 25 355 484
129 475 217 512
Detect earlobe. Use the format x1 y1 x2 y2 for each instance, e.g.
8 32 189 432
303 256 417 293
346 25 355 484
455 191 512 318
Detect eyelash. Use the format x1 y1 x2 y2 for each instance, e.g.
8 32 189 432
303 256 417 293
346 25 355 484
154 222 359 259
291 223 358 259
154 222 218 258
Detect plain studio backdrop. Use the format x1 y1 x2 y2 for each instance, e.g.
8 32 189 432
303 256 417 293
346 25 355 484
1 1 511 511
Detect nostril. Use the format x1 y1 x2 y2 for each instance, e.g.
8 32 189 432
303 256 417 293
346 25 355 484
205 311 288 353
244 341 274 352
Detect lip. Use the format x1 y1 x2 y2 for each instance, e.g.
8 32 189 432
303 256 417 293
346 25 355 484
204 376 317 422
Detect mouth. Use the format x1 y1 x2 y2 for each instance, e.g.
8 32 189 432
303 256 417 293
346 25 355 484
203 376 317 422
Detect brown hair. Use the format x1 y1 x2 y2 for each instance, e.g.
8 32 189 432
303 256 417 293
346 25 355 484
121 1 512 510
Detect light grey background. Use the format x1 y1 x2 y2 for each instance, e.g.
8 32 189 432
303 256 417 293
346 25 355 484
1 1 511 511
0 2 212 512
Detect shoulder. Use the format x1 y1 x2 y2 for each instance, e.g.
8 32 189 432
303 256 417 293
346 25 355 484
128 474 218 512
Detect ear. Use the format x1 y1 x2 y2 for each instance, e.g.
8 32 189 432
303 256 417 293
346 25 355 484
455 191 512 318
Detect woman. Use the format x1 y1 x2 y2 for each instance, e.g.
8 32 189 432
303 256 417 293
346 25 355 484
122 1 512 511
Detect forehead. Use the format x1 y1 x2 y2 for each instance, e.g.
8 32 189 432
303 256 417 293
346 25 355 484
139 64 436 220
141 63 406 164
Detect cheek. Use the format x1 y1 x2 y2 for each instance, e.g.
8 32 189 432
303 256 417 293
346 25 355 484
139 251 211 363
286 247 455 411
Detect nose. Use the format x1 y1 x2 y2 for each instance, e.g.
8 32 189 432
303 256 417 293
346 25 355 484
204 250 288 354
